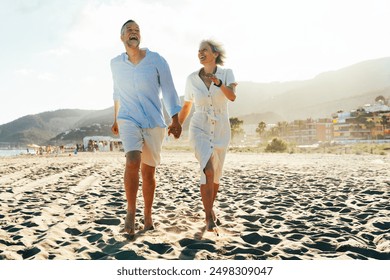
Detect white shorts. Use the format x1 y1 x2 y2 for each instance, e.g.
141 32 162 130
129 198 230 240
118 120 166 167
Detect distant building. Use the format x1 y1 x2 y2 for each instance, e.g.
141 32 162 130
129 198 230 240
242 98 390 145
316 118 334 142
332 111 355 142
363 102 390 113
284 119 317 145
332 100 390 143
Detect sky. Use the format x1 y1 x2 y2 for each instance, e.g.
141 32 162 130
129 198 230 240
0 0 389 125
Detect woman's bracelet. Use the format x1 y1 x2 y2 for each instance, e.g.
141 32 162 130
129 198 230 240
215 79 222 87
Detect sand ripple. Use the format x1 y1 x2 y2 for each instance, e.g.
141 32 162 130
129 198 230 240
0 152 389 260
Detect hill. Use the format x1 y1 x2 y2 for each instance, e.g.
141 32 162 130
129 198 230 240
230 57 390 123
1 57 389 145
0 109 95 145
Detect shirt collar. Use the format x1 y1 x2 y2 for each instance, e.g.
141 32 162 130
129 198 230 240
122 48 149 62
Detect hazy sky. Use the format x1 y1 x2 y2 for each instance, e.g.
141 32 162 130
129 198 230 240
1 0 389 125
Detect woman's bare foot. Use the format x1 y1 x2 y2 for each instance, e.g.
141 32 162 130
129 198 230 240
124 212 135 236
211 210 216 222
211 210 222 226
206 218 217 232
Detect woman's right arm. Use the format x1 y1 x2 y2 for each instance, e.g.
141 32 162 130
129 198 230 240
178 101 193 125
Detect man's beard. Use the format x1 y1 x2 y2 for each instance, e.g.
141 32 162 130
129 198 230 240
126 39 140 48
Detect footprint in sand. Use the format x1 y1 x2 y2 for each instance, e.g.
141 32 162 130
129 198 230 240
144 241 174 254
17 247 41 259
94 218 121 226
115 250 146 260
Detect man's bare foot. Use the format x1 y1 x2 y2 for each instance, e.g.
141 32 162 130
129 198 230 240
124 212 135 236
144 215 154 231
144 224 155 231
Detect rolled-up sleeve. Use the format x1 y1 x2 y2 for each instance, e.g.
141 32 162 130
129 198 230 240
157 56 181 117
225 69 236 85
184 75 194 102
111 59 120 101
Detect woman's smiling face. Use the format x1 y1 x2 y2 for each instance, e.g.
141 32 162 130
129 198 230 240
198 42 217 65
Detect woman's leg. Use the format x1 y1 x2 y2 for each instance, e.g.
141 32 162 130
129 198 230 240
211 183 219 221
200 158 217 231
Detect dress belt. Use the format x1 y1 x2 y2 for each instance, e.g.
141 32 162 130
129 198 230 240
194 106 226 122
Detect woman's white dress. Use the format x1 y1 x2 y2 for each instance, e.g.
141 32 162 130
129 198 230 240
184 67 236 184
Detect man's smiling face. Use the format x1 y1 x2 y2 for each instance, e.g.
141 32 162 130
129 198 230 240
121 22 141 48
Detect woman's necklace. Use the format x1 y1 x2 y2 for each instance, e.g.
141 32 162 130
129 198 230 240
199 67 217 89
200 66 217 79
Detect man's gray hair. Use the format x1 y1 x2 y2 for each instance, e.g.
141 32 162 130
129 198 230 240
121 19 137 35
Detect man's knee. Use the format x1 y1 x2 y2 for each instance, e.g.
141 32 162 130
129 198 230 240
126 151 141 170
141 163 155 179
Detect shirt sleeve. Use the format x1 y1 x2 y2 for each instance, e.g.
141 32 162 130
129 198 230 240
156 55 182 117
225 68 236 86
110 59 120 101
184 75 194 102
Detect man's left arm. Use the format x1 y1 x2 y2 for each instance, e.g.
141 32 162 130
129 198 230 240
157 56 182 138
168 113 182 138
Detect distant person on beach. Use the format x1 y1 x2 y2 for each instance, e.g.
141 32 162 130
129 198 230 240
110 19 182 236
178 39 237 232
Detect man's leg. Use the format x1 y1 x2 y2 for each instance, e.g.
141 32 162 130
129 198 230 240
141 163 156 230
139 126 165 231
124 151 141 235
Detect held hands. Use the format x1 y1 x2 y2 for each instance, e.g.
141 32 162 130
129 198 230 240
168 120 182 139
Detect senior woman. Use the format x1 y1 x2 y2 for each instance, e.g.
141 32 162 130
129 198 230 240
178 39 237 232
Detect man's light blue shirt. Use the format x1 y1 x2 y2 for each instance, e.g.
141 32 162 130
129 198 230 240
111 48 181 128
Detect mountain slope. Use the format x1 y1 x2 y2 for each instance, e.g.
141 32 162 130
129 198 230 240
1 57 389 145
230 57 390 121
0 109 94 144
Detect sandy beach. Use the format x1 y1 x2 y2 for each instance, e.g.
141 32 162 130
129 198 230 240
0 151 389 260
